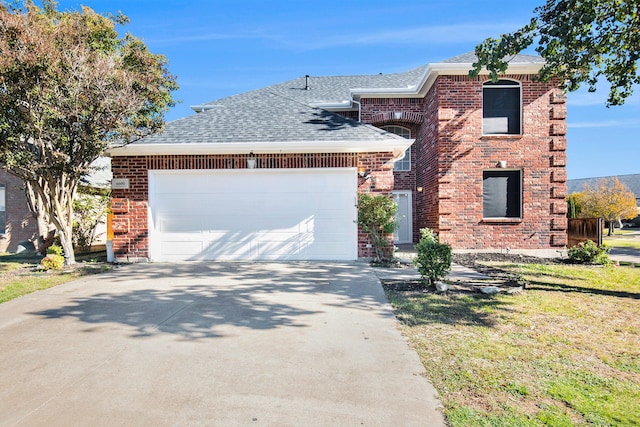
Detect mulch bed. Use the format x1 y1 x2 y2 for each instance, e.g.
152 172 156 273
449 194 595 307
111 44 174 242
382 253 563 295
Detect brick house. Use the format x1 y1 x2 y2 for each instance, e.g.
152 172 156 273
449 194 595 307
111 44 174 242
0 169 37 252
106 52 568 262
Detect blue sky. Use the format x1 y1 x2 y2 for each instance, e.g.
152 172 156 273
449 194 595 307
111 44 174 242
47 0 640 179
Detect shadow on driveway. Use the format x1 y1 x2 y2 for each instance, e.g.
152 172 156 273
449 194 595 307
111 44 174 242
30 262 390 340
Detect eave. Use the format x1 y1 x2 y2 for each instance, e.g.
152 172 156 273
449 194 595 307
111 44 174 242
106 139 414 161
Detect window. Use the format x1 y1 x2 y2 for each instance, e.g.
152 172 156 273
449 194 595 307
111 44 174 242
381 125 411 171
483 170 521 218
0 184 5 234
483 80 521 135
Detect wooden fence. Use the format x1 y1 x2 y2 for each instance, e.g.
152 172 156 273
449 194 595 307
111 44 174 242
567 218 603 248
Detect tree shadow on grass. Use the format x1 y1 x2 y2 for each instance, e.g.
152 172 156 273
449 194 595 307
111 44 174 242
384 287 514 328
524 280 640 300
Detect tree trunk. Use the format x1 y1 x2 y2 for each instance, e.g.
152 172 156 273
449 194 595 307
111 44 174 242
58 225 76 265
24 181 55 253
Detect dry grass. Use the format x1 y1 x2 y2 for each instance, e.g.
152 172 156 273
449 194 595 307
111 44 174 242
385 263 640 426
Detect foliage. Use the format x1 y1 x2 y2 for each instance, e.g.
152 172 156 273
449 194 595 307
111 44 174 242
471 0 640 106
0 1 178 264
46 244 64 257
41 253 64 270
357 193 398 262
578 178 637 236
384 262 640 426
413 228 452 286
73 190 109 252
566 193 582 219
568 240 612 265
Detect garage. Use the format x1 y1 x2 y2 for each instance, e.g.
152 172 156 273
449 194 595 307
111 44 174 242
148 168 358 261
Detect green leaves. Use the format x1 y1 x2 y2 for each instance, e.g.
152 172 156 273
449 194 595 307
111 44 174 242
357 193 398 261
0 0 177 264
471 0 640 106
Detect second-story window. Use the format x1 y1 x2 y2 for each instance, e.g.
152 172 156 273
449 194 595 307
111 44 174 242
381 125 411 171
483 79 521 135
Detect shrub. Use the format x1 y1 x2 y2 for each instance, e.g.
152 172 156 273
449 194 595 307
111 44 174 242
46 245 64 256
41 253 64 270
413 228 452 286
568 240 612 265
357 193 398 262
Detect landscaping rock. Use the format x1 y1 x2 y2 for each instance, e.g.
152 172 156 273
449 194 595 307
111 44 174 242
480 286 502 295
435 281 449 292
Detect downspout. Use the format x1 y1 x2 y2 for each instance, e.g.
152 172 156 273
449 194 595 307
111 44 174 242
351 98 361 122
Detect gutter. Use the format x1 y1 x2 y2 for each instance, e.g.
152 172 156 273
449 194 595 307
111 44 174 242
105 139 414 161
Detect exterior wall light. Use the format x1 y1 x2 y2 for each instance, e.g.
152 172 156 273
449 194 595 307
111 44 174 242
358 166 370 179
498 160 507 168
417 186 423 193
247 152 257 169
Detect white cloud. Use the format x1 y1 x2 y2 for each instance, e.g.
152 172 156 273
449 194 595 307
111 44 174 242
284 23 518 51
568 119 640 129
149 22 518 50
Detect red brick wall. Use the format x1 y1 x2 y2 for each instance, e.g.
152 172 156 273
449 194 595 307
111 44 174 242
415 83 441 243
360 99 424 242
0 169 36 252
433 75 567 249
111 152 394 261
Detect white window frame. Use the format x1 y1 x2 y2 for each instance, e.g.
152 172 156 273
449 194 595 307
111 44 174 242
482 79 522 136
381 125 412 171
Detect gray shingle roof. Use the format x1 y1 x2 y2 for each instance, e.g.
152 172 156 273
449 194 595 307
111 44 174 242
136 88 406 145
568 174 640 201
441 51 546 64
125 52 544 148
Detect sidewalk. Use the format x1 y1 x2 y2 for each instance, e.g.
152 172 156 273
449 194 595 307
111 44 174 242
609 247 640 265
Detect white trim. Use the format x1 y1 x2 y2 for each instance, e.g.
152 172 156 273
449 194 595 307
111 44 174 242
343 62 544 101
106 139 414 160
380 125 412 171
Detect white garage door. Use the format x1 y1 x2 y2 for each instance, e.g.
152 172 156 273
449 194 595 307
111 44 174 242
148 168 357 261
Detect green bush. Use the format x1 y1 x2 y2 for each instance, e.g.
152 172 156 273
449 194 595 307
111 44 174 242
41 253 64 270
568 240 612 265
357 193 398 262
413 228 452 286
46 244 64 256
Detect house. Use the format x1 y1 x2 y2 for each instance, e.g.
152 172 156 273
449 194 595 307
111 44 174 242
0 159 112 253
106 52 568 262
0 168 37 252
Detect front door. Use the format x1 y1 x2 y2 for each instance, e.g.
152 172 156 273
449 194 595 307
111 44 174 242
393 191 412 244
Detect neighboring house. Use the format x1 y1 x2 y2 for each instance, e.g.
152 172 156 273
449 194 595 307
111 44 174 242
106 52 568 262
0 158 112 253
0 169 37 253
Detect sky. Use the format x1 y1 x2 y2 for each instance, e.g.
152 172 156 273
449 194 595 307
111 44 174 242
38 0 640 179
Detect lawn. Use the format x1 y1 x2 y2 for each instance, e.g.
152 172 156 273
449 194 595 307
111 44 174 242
384 263 640 427
603 229 640 250
0 253 109 304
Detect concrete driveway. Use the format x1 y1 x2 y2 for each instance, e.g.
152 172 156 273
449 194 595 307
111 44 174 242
0 262 444 426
